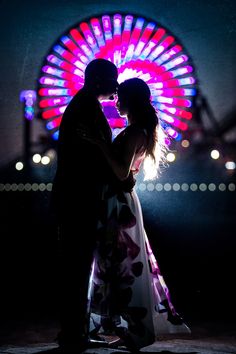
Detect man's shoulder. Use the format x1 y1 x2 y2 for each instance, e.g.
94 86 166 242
76 88 98 101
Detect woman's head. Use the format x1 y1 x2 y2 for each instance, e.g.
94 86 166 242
116 78 151 119
117 78 168 180
117 77 159 134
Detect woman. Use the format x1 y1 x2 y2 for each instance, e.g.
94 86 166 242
83 78 190 351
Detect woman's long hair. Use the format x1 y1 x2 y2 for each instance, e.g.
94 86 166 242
118 78 168 180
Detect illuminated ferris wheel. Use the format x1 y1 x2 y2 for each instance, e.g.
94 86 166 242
38 13 197 142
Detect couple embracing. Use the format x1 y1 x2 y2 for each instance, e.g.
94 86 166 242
50 58 190 354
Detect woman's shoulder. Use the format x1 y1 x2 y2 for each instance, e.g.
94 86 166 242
114 125 146 145
121 125 147 153
125 124 147 136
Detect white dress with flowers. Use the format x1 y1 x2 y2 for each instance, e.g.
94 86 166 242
88 126 190 349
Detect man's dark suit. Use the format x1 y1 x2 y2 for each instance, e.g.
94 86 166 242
52 87 114 349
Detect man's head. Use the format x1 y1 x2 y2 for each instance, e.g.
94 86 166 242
84 58 118 100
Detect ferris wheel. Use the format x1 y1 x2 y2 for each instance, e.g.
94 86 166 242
37 13 197 142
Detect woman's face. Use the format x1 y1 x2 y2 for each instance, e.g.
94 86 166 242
116 94 129 117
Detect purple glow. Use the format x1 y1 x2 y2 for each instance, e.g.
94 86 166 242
42 65 83 83
162 55 188 71
60 36 88 64
140 28 165 60
113 14 122 64
91 18 105 53
166 127 182 140
125 18 144 62
80 22 100 55
20 90 36 121
155 44 182 65
52 131 59 140
70 29 94 60
38 88 77 96
39 97 72 108
46 117 62 129
120 15 133 61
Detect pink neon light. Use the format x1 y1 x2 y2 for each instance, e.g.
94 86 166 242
38 88 77 96
172 98 192 107
102 15 113 59
167 65 193 78
47 55 84 76
166 127 180 139
107 118 126 128
159 105 192 120
155 88 195 97
162 55 188 70
133 22 155 58
120 15 133 61
39 77 81 90
42 106 67 119
42 65 84 83
70 29 94 59
39 97 71 108
172 118 188 131
102 15 112 32
60 36 88 64
53 45 86 71
46 116 62 129
159 112 174 123
155 96 191 107
113 14 122 64
155 78 195 89
130 18 144 43
140 28 165 59
159 113 189 134
148 36 174 61
177 110 192 119
80 22 100 57
125 18 144 61
90 18 105 55
155 44 182 65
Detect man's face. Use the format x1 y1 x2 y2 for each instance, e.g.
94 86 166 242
98 75 119 101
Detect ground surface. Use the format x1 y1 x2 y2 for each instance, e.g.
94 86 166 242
0 319 235 354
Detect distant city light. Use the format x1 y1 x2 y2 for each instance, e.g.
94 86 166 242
15 161 24 171
225 161 235 170
32 154 41 163
181 139 190 148
41 156 50 165
210 149 220 159
166 152 176 162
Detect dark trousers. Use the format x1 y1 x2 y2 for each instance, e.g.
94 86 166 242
56 195 99 348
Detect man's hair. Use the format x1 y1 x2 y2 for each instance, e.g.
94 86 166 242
84 58 118 84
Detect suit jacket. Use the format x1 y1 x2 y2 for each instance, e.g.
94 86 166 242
52 88 114 215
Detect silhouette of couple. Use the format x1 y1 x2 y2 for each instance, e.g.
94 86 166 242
49 58 190 353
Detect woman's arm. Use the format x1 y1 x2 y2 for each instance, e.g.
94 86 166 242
95 133 136 180
80 127 146 181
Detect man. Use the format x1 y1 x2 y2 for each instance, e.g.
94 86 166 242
51 58 119 353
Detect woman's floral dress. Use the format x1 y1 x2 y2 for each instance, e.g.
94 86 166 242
88 126 190 349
